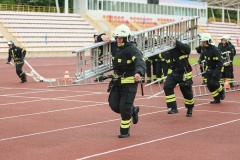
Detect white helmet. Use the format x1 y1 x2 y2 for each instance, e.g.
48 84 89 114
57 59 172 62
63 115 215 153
201 33 214 44
221 35 228 40
8 40 14 46
93 33 99 37
113 24 131 42
226 35 231 42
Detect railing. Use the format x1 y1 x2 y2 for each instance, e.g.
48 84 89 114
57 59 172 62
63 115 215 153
0 4 73 13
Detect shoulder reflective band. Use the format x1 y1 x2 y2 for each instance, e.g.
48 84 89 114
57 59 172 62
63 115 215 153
179 55 188 60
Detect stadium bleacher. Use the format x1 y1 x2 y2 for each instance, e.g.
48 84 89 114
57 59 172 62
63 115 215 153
199 22 240 52
0 32 8 53
0 11 97 55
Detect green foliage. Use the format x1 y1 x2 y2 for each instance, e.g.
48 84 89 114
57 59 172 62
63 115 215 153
208 8 237 21
0 0 73 8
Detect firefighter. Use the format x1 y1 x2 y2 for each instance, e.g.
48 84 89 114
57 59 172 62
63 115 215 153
145 55 157 83
102 24 146 138
196 45 207 85
93 33 105 82
200 33 225 104
161 40 194 117
218 35 234 86
5 41 27 83
144 36 156 83
155 51 168 83
226 35 236 87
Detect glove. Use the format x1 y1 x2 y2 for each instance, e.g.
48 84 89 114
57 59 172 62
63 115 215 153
5 62 10 64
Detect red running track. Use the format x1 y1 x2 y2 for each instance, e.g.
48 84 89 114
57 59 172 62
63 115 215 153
0 56 240 160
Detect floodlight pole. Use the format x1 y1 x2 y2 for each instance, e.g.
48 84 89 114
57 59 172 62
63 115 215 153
55 0 60 13
65 0 69 14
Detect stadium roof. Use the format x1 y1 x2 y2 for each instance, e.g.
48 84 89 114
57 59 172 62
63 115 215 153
199 0 240 10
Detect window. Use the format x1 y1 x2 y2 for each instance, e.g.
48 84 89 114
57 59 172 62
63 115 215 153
157 5 161 14
88 0 93 10
93 0 97 10
125 2 129 12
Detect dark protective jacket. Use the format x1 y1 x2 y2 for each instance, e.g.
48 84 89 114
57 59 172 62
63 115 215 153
228 42 236 56
200 44 223 72
111 41 146 84
96 33 106 58
160 40 191 73
7 46 26 64
218 43 234 61
195 45 202 54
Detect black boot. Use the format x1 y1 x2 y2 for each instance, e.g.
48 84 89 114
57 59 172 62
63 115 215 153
118 127 130 138
220 89 225 100
168 107 178 114
132 106 139 124
210 99 221 104
20 73 27 83
186 107 193 117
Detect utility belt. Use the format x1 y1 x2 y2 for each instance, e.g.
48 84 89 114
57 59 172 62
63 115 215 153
14 61 24 65
111 73 135 86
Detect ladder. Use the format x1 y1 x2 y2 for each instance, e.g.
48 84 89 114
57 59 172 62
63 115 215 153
48 16 200 88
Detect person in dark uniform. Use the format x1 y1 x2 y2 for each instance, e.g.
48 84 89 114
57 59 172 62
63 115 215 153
196 45 207 85
160 39 194 117
200 33 225 104
6 41 27 83
218 35 234 86
101 24 146 138
155 51 168 83
226 35 236 87
145 55 157 83
93 33 106 82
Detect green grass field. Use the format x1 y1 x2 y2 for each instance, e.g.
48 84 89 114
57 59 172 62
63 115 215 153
189 56 240 66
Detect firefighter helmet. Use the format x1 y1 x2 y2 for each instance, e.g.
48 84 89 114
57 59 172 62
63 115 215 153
221 35 228 40
201 33 214 44
7 40 14 46
113 24 131 42
93 33 99 38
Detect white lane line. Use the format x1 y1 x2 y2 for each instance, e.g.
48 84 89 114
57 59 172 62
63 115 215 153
76 118 240 160
0 87 106 94
0 90 53 97
1 92 102 100
0 103 105 120
0 102 236 142
195 109 240 115
51 98 106 104
0 93 108 106
0 99 46 106
0 109 173 142
194 97 240 104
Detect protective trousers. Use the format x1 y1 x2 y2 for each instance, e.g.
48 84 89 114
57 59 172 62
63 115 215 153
156 61 168 82
16 63 26 81
163 73 194 109
200 64 207 83
108 84 138 134
145 60 156 81
206 69 223 101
